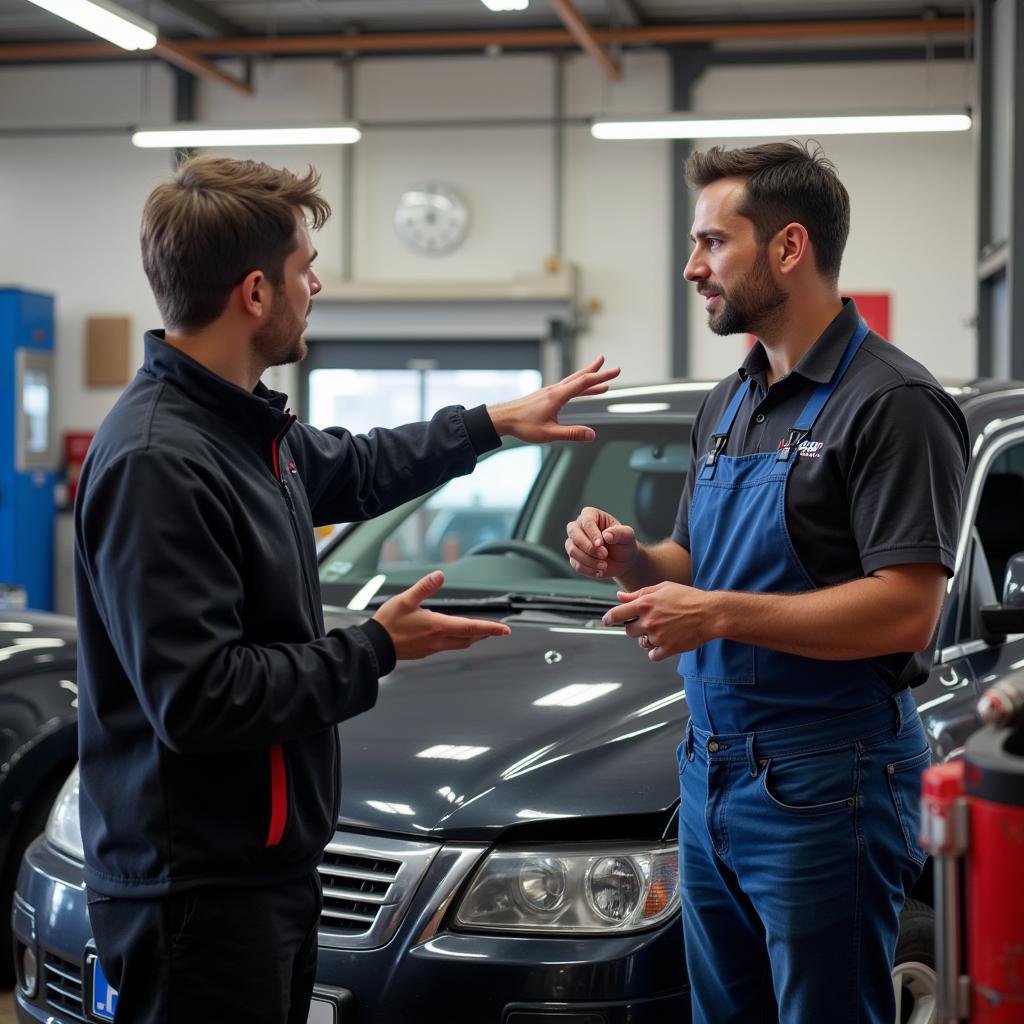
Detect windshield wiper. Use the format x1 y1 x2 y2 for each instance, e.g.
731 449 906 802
365 592 618 614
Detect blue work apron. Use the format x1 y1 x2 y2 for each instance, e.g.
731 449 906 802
675 318 931 1023
680 317 890 735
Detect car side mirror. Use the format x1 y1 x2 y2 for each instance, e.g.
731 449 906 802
981 552 1024 637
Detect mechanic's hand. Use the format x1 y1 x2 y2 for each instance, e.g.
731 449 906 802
486 356 620 444
601 582 717 662
373 571 510 660
565 506 640 580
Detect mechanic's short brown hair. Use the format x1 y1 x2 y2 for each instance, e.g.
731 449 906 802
141 155 331 331
685 141 849 281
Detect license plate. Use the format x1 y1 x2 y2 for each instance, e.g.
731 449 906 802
89 955 119 1022
87 955 335 1023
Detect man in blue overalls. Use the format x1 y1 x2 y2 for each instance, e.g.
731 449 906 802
565 141 969 1023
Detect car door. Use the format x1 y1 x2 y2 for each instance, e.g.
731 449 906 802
922 426 1024 761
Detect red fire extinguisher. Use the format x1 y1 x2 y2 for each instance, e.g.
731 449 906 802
921 678 1024 1023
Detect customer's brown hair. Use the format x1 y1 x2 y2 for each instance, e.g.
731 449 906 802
140 155 331 331
685 141 849 281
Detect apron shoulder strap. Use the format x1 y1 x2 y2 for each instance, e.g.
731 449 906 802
703 379 750 471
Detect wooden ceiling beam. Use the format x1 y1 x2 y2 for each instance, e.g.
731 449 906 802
551 0 621 81
0 16 974 64
152 37 252 94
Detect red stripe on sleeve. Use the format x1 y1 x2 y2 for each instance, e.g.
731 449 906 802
265 744 288 847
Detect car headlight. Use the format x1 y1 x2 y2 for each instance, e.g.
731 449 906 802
453 843 679 934
45 765 84 862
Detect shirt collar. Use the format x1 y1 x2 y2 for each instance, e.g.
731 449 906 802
738 297 863 388
141 330 291 440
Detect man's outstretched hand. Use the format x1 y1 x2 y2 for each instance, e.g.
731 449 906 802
487 356 620 444
373 571 511 661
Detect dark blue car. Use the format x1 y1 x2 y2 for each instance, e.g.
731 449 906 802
12 379 1024 1024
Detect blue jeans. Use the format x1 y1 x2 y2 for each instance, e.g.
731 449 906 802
678 688 930 1024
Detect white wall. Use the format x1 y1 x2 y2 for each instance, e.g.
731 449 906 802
0 62 175 436
688 60 977 381
0 49 977 444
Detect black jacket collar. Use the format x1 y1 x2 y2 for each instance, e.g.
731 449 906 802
141 330 292 442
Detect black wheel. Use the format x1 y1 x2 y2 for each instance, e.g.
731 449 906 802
892 898 936 1024
0 769 70 990
463 539 576 578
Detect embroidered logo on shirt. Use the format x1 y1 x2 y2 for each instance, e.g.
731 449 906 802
796 440 824 459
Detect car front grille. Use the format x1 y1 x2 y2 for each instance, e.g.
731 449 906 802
42 950 87 1023
316 832 440 950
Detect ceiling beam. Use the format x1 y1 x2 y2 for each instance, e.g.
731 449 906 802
0 16 974 63
551 0 621 80
153 38 252 94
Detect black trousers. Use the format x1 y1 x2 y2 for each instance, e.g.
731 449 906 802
86 872 322 1024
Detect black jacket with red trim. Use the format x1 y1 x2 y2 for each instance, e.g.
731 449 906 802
74 331 500 897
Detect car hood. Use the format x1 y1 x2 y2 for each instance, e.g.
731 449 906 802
0 611 78 682
326 607 688 841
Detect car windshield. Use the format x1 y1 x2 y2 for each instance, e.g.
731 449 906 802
318 420 692 607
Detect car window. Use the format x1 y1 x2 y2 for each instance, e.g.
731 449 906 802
381 446 543 569
958 439 1024 641
318 421 692 604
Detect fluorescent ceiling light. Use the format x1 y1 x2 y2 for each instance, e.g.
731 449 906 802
480 0 529 9
26 0 157 49
132 125 362 148
592 113 972 141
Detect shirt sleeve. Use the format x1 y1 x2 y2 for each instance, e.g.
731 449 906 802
287 404 501 528
847 383 969 576
76 447 387 755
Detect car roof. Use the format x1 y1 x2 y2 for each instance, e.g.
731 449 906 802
567 381 715 420
566 377 1024 424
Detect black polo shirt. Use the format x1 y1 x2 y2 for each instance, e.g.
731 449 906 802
673 298 970 690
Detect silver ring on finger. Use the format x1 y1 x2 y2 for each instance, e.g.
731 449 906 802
639 634 652 650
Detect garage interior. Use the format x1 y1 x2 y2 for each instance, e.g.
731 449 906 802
0 0 1022 1022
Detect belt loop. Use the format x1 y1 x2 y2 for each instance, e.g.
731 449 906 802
746 734 759 777
685 720 695 761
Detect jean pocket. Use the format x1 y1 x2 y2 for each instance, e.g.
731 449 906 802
885 747 932 867
759 745 860 816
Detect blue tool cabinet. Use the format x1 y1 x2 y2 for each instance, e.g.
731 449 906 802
0 289 57 610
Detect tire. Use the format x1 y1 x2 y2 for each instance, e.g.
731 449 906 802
0 769 70 990
892 898 937 1024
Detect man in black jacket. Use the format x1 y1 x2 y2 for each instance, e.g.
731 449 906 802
75 155 618 1024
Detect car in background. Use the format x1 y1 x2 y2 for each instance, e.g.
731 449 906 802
0 612 78 990
12 378 1024 1024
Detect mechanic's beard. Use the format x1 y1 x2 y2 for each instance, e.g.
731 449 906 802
253 289 308 368
708 252 787 337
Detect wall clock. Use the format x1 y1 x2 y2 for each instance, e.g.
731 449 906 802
394 181 470 256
